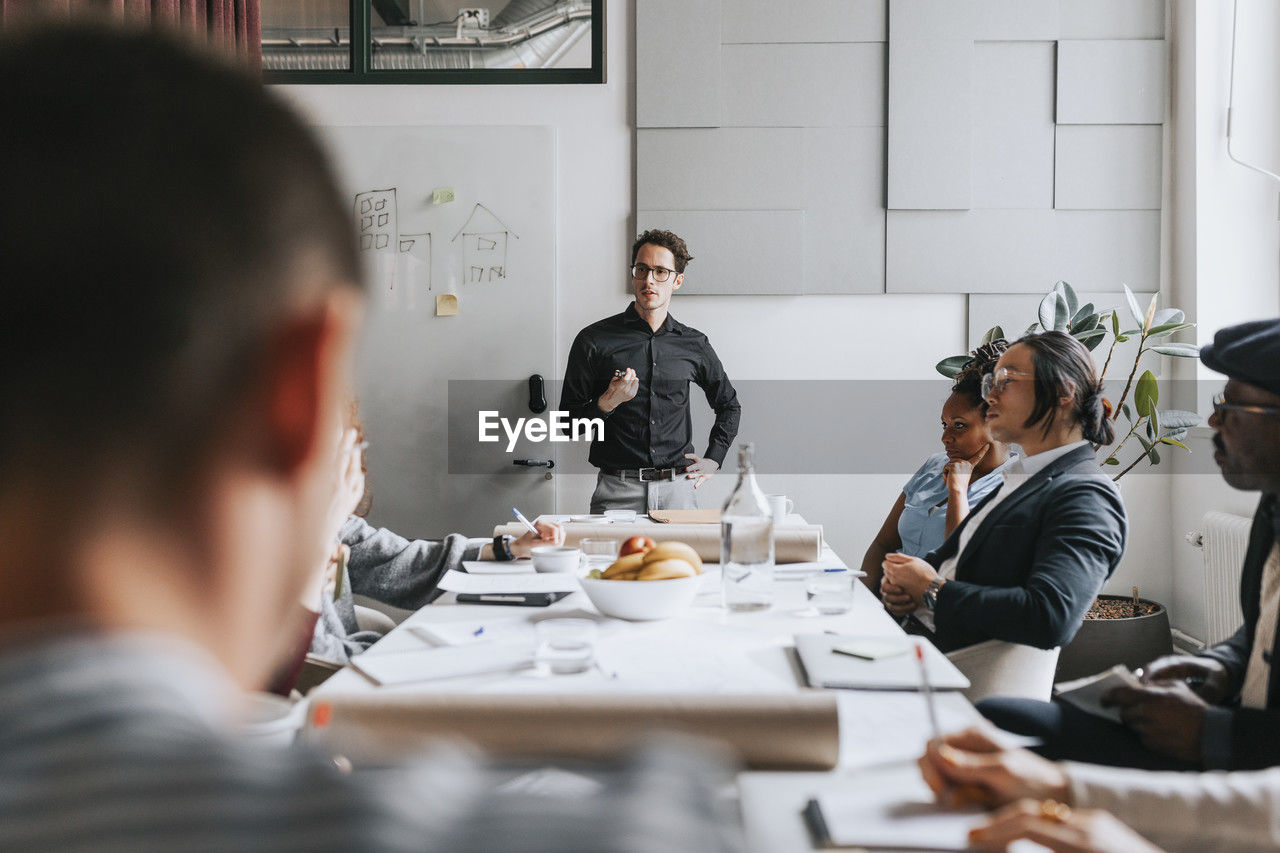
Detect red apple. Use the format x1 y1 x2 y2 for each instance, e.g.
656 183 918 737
619 535 656 557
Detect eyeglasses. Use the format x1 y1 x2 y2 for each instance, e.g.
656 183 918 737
981 367 1033 400
1211 392 1280 420
630 263 675 283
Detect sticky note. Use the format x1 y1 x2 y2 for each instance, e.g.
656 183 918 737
432 187 455 205
436 294 458 316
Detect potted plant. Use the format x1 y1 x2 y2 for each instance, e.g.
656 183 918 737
938 282 1199 679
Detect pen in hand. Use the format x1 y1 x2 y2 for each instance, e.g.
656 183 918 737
916 641 988 808
511 507 540 537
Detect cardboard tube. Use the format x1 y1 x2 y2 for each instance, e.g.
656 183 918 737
307 692 838 771
495 522 824 564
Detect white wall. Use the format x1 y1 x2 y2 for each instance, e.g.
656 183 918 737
276 2 1279 619
276 0 965 565
1167 0 1280 642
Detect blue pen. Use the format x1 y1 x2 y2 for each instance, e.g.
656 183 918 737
823 567 847 573
473 626 485 637
511 507 540 537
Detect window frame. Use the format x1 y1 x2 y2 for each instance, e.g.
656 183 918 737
263 0 605 84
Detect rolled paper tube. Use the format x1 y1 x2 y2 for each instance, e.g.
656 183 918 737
493 522 824 564
305 692 839 771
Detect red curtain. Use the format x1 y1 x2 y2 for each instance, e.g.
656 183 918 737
0 0 261 71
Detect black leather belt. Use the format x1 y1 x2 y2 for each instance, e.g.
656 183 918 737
602 466 686 482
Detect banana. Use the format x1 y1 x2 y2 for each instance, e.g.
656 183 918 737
602 552 645 579
641 541 703 574
636 558 697 581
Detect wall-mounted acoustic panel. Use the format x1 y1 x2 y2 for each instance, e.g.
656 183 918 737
722 43 885 128
1054 210 1160 293
802 128 886 293
971 41 1056 209
889 0 1059 41
636 0 721 128
887 210 1055 292
636 210 805 294
637 128 805 210
1054 125 1163 209
888 39 972 209
1059 0 1164 39
1057 39 1166 124
723 0 887 43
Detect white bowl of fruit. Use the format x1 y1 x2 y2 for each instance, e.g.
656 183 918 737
580 537 703 621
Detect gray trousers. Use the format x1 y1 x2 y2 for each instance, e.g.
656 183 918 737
589 470 698 514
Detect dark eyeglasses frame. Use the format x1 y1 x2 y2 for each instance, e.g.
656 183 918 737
1212 392 1280 419
630 263 676 283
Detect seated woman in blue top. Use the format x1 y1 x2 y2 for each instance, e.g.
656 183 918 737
860 342 1015 594
881 331 1128 653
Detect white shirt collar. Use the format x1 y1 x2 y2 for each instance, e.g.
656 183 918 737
1007 439 1091 479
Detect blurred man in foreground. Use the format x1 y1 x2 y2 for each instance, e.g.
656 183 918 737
0 23 735 851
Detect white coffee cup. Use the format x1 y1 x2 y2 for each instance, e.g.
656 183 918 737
766 494 794 520
531 545 583 573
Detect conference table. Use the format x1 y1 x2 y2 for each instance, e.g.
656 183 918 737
310 516 985 851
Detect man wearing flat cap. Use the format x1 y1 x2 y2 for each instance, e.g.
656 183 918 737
978 318 1280 771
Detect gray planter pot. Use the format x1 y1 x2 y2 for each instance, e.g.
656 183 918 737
1055 595 1173 682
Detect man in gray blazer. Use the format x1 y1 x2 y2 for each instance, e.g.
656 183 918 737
981 318 1280 771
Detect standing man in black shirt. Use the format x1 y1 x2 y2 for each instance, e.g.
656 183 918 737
560 229 741 513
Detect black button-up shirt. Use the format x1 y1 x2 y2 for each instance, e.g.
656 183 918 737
560 303 741 472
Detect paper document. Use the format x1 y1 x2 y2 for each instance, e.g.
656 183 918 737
795 634 969 691
409 618 534 648
1053 664 1141 723
804 764 986 850
350 644 533 687
438 569 580 594
461 560 536 575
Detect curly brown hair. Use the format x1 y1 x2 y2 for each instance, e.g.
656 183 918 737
631 229 693 274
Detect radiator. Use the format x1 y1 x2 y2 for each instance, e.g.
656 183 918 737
1190 511 1252 645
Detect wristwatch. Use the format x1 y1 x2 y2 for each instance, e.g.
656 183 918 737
492 534 516 562
922 577 946 611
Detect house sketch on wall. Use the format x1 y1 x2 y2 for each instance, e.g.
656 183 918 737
452 202 518 283
353 188 432 293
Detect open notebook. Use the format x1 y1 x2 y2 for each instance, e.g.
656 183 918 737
794 634 969 691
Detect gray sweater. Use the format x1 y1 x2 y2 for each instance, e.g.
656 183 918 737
310 516 488 663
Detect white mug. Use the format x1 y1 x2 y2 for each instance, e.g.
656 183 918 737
766 494 794 520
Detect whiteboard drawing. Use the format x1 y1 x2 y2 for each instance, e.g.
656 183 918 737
395 232 432 310
452 203 518 283
354 188 399 292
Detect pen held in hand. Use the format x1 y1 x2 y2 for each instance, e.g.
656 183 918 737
511 507 540 537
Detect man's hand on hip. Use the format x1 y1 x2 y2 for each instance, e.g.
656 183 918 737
683 454 719 488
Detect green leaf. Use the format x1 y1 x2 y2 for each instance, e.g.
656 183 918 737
1134 369 1159 417
1121 402 1132 422
1138 435 1153 453
1103 456 1120 465
1039 292 1063 332
1120 329 1142 337
1164 428 1189 441
1075 327 1108 350
980 325 1006 346
1024 323 1039 337
1110 310 1121 337
936 355 971 378
1071 303 1096 327
1149 407 1160 439
1144 292 1159 332
1159 437 1191 450
1158 409 1202 430
1115 334 1130 343
1123 284 1144 328
1070 312 1100 334
1147 322 1195 338
1150 343 1201 358
1055 281 1079 317
1152 308 1185 326
1149 446 1161 464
